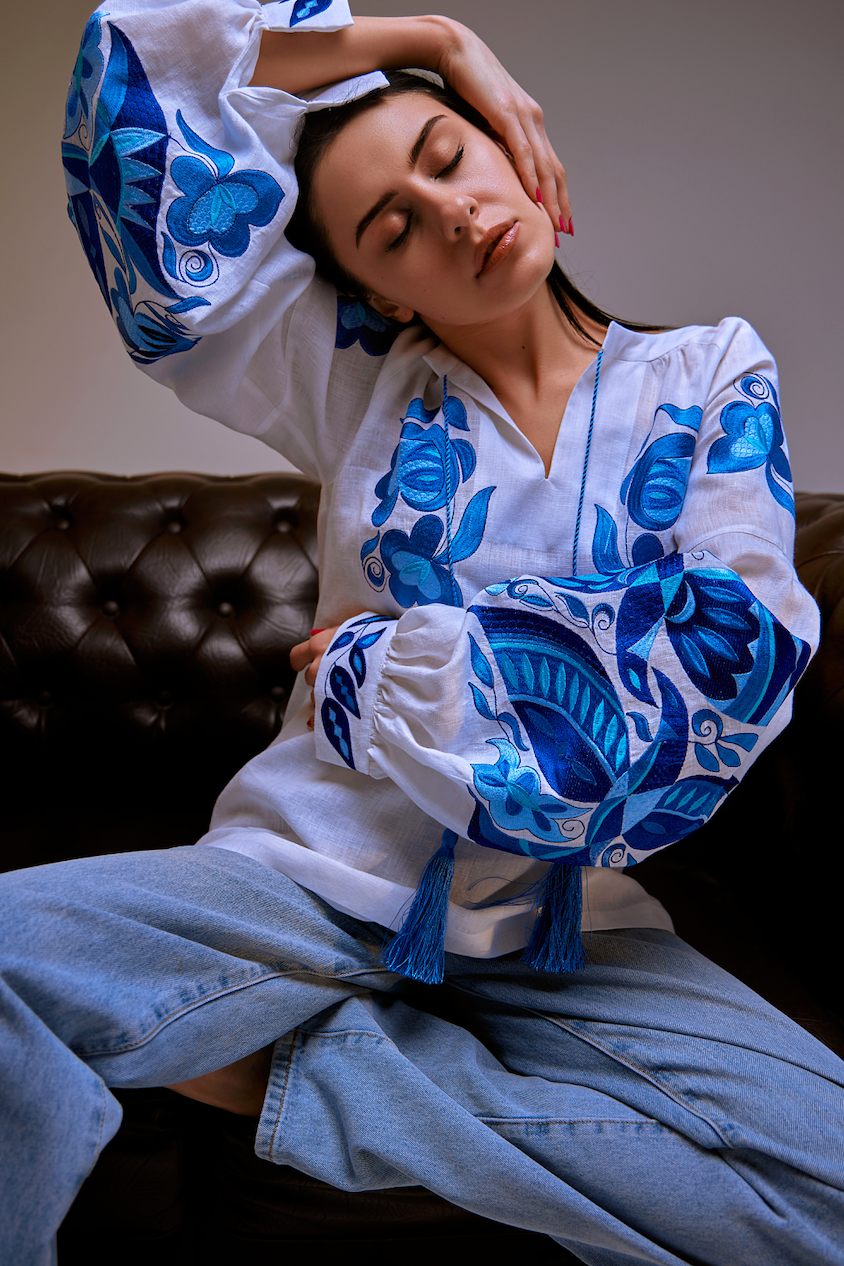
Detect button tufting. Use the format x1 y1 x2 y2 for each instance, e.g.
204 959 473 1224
269 686 286 701
217 601 234 618
156 690 173 707
37 690 52 706
166 520 182 533
275 519 291 533
54 518 70 532
102 600 119 616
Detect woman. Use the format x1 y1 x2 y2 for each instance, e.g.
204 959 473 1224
3 1 842 1262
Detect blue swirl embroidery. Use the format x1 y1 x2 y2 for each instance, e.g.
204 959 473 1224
319 618 390 769
362 382 495 608
63 21 284 364
707 374 794 516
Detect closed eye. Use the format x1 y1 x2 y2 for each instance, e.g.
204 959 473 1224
385 145 465 252
436 144 464 178
385 214 412 253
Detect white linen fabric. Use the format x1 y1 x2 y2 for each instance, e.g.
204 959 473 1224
64 0 820 957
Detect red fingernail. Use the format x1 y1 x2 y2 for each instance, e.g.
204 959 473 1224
536 187 542 203
568 217 574 237
555 233 560 247
310 628 324 635
559 215 565 231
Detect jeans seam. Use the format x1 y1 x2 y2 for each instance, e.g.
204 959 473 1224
446 980 733 1148
77 968 291 1056
477 1115 659 1126
268 1030 299 1158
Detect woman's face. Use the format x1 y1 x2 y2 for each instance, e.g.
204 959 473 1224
311 92 556 332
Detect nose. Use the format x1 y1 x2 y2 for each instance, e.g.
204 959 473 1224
419 184 477 239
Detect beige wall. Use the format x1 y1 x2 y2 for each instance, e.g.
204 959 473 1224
3 0 842 488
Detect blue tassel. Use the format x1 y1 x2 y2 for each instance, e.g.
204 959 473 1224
521 863 585 973
382 829 458 985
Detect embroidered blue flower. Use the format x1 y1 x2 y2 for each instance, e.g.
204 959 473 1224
372 418 475 526
472 740 580 842
335 299 399 355
381 517 462 607
167 160 283 257
708 375 794 515
620 432 695 532
165 112 283 258
65 14 104 138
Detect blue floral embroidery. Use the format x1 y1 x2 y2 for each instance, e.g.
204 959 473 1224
166 113 283 258
594 399 701 574
335 299 399 356
472 740 581 845
319 618 390 769
64 13 104 139
63 21 284 364
620 432 696 533
362 381 495 609
707 374 794 516
463 553 811 868
381 517 463 608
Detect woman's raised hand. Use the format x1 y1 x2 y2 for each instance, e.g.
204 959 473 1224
252 15 571 238
436 19 572 238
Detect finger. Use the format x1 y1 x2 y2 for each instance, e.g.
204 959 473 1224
289 638 313 672
520 109 570 237
498 113 540 212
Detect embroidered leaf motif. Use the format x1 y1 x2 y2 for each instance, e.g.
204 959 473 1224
656 403 703 432
445 486 495 563
320 697 355 769
442 393 469 430
356 628 385 650
290 0 334 27
360 533 380 562
561 595 589 623
349 644 367 687
694 742 720 772
592 506 625 573
328 630 355 654
627 711 654 743
328 665 360 717
468 634 495 688
469 683 496 720
498 712 529 750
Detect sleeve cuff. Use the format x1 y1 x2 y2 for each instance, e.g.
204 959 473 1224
261 0 354 33
313 614 397 776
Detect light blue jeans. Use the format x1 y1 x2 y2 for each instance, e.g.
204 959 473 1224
2 844 843 1266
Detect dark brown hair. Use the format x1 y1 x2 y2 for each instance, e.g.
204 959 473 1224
286 71 663 345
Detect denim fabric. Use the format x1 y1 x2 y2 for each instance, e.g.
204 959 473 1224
2 845 842 1266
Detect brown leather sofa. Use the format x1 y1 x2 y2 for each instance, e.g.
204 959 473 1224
2 472 842 1264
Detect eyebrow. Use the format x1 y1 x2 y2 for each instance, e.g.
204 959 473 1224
354 114 446 248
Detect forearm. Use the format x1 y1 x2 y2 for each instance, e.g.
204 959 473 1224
250 14 457 95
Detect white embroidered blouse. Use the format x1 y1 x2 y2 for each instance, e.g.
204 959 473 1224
64 0 820 956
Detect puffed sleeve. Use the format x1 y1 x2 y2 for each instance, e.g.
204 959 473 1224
62 0 389 480
313 319 820 873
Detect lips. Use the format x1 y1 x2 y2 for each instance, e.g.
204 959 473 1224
474 221 518 278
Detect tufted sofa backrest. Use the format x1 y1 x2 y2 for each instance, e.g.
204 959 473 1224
0 472 320 868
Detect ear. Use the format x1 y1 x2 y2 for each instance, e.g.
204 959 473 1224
367 293 415 325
